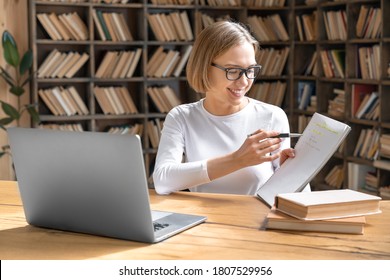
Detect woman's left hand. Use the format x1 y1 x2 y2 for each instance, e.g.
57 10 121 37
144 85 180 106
280 148 295 165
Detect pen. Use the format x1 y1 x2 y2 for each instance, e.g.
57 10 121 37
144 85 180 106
271 133 303 138
247 132 303 138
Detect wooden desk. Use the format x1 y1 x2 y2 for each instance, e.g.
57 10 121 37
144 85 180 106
1 180 389 260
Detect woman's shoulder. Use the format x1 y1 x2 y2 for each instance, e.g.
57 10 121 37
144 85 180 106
168 100 203 116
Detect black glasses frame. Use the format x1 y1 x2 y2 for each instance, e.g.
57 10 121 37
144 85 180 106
211 63 262 81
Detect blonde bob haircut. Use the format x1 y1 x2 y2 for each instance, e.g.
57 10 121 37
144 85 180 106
186 21 259 94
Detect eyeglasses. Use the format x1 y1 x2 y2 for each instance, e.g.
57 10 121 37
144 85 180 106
211 63 262 81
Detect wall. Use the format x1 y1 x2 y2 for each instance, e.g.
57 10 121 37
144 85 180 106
0 0 29 180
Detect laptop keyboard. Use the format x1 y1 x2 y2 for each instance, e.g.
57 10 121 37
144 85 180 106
153 222 170 232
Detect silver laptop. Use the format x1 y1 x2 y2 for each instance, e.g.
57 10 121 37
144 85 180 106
8 127 206 243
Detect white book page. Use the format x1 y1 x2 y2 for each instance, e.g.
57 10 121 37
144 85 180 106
256 113 351 207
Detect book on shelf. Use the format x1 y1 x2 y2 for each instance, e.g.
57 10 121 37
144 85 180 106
256 113 351 207
348 162 376 191
265 208 366 235
327 88 345 118
64 52 89 78
39 86 88 116
324 165 344 189
357 6 382 39
354 91 378 119
248 81 286 107
275 189 381 221
358 45 381 80
297 81 315 110
351 84 377 117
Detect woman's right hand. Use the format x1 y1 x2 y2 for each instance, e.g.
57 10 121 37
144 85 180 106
233 129 282 168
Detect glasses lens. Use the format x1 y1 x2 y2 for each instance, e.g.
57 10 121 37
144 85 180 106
246 67 260 79
226 68 241 80
226 67 260 80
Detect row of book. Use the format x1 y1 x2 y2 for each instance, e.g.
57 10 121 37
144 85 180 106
92 9 133 42
324 165 344 189
38 86 89 116
195 12 231 31
348 162 377 194
323 9 347 40
356 6 382 39
247 81 286 107
94 86 138 115
379 134 390 159
150 0 194 4
37 12 88 41
297 81 316 111
257 47 290 76
353 128 379 160
295 11 317 41
146 45 193 78
107 123 144 135
147 119 164 149
358 45 381 80
266 189 381 235
247 14 289 42
320 49 345 78
38 49 89 79
246 0 285 7
39 0 131 2
200 0 240 6
351 84 378 120
95 49 142 79
147 12 193 42
147 85 181 113
327 88 345 118
39 123 84 131
303 51 319 76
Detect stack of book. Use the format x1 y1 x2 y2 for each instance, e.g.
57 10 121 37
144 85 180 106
327 88 345 118
265 189 382 234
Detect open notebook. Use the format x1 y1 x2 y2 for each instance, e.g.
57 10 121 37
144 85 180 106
256 113 351 207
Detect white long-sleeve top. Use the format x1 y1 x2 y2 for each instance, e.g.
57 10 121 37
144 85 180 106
153 98 291 195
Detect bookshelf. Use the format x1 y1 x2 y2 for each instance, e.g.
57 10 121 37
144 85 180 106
29 0 390 195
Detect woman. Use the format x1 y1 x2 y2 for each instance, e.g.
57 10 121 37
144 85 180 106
153 21 298 195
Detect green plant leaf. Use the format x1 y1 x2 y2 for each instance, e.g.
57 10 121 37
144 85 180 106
0 152 6 158
20 49 33 75
2 30 19 67
1 102 20 119
10 85 24 96
26 105 40 123
0 67 16 86
0 117 14 126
